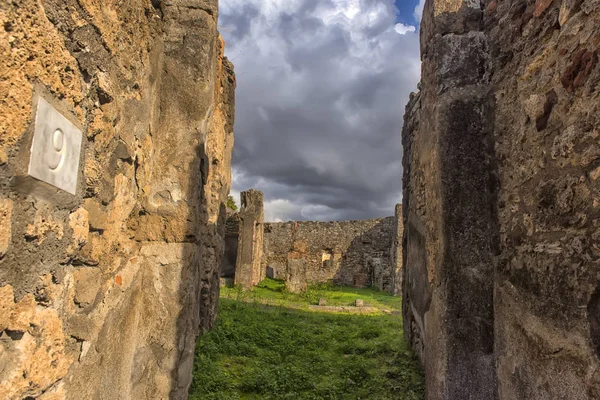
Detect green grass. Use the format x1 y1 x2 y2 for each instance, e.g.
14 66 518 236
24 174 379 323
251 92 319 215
189 280 424 400
221 278 403 312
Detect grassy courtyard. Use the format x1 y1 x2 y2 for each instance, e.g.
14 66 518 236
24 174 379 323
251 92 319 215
189 279 424 400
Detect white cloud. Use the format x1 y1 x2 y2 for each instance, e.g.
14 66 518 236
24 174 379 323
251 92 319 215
264 199 297 222
394 23 416 35
414 0 426 21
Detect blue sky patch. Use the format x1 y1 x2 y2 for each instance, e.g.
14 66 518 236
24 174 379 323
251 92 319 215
395 0 420 25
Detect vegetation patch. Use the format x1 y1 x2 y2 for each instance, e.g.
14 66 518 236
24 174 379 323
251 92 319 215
220 278 403 312
190 280 424 399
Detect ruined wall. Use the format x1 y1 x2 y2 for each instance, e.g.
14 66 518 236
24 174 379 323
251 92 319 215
402 0 497 397
487 0 600 398
0 1 235 399
402 0 600 398
221 209 239 278
390 203 404 295
263 217 397 292
234 189 264 289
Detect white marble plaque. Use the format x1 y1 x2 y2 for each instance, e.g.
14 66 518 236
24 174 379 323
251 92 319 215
28 97 82 195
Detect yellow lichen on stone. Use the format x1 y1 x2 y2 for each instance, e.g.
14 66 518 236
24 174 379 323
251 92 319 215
433 0 478 16
77 0 154 83
68 207 89 254
0 286 73 399
0 1 83 155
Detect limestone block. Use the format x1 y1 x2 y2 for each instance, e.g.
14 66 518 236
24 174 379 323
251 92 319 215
73 267 101 308
590 166 600 181
559 0 581 25
84 198 107 231
68 207 89 254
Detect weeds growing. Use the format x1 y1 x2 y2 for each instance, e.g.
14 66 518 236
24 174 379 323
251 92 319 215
189 279 424 400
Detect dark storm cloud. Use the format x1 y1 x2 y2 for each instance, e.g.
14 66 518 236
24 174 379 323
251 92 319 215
219 0 422 221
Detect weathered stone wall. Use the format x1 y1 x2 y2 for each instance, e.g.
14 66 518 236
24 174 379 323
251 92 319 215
402 1 497 397
263 217 397 292
488 0 600 398
221 209 240 278
0 1 234 399
402 0 600 398
390 203 404 295
234 189 264 289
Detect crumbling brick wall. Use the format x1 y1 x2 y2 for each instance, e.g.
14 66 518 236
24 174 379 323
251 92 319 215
0 1 234 399
263 217 398 292
402 0 600 398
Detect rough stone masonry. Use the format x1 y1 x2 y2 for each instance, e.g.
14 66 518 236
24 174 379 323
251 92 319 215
262 216 401 294
0 1 234 399
402 0 600 398
223 189 404 295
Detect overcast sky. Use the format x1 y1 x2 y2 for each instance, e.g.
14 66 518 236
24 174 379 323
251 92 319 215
219 0 424 222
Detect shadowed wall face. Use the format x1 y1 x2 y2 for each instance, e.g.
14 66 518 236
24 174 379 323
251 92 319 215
0 1 234 398
263 217 399 293
222 210 240 278
402 0 600 398
402 1 497 397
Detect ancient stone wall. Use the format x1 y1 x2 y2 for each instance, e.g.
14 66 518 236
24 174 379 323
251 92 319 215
402 0 600 398
221 209 240 279
263 217 397 292
0 1 234 399
390 203 404 295
488 0 600 398
401 1 497 397
234 189 264 289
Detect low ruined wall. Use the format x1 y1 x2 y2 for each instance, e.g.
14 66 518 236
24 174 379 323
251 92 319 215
0 1 234 399
263 217 397 292
402 0 600 398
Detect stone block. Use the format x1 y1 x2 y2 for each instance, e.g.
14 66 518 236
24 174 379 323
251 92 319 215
590 166 600 181
73 267 101 308
68 207 89 253
84 198 108 231
286 257 307 294
425 31 488 92
420 0 483 56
